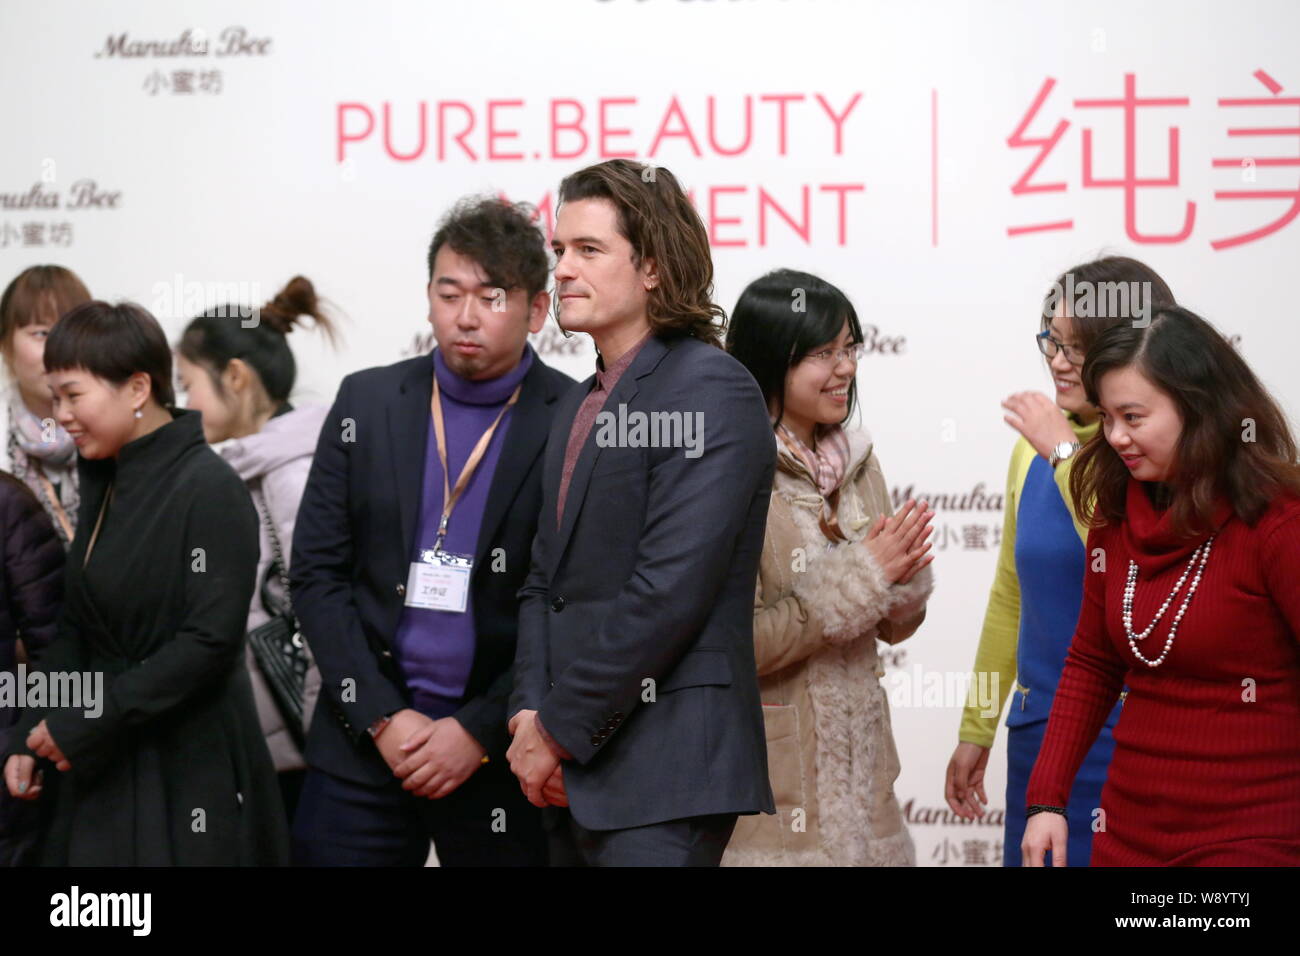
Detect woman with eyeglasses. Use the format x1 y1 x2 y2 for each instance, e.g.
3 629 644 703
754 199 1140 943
1024 305 1300 866
721 269 935 866
944 256 1175 866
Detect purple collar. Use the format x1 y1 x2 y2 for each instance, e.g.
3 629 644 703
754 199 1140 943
433 343 534 406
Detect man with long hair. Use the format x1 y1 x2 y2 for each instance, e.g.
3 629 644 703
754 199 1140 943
507 159 777 865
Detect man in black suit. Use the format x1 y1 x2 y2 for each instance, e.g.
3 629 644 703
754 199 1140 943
507 159 777 866
290 197 574 865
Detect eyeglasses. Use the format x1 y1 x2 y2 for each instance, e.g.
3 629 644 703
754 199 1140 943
801 343 865 365
1036 330 1085 366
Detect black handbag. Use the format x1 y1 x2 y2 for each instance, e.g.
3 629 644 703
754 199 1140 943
246 485 309 750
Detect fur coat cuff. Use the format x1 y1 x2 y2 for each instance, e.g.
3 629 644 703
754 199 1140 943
886 561 934 624
791 540 931 645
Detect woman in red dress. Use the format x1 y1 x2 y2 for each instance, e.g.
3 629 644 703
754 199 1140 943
1022 305 1300 866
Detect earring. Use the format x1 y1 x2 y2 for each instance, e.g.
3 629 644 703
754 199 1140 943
133 408 143 420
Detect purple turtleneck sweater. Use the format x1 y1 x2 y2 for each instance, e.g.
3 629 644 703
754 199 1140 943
393 344 534 717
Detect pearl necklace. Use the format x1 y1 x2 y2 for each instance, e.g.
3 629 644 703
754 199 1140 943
1122 535 1215 668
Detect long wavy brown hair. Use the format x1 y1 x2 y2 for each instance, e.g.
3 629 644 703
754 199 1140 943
556 159 724 346
1070 305 1300 538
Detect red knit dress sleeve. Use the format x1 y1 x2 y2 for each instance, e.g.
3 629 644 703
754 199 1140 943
1024 525 1129 809
1262 507 1300 641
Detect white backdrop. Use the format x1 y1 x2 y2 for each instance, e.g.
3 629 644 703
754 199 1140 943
3 0 1298 866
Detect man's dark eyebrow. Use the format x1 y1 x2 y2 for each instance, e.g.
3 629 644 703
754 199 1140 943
436 276 495 291
435 278 500 297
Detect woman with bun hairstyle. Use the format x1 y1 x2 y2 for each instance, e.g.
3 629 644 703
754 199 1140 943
946 256 1174 866
0 265 92 547
2 301 288 865
1023 306 1300 866
177 276 335 822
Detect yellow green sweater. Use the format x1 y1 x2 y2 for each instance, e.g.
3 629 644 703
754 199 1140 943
957 413 1101 748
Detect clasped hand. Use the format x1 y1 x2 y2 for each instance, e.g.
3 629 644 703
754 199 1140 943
374 709 486 799
506 709 567 808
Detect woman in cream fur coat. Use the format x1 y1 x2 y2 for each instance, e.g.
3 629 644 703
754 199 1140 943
724 270 935 866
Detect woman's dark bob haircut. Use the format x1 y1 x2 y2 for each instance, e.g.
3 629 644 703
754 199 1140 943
45 300 175 408
725 268 863 433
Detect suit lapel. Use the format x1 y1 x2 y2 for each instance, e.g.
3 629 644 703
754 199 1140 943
473 363 559 562
549 335 670 578
389 355 434 564
543 374 590 522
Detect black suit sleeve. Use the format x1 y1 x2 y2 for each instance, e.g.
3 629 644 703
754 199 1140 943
290 374 409 743
453 667 512 756
508 522 552 724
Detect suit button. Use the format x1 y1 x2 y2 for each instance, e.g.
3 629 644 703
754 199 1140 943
550 596 565 612
604 719 617 730
396 583 405 596
381 649 393 659
612 712 624 721
590 734 602 746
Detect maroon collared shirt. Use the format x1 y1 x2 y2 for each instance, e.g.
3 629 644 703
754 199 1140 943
555 329 653 528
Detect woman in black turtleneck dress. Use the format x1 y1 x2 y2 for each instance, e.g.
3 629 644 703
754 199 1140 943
1 301 287 865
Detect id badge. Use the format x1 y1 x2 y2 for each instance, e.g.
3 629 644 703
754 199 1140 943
404 548 472 612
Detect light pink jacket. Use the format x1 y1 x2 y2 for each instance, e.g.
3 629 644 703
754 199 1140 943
221 404 327 773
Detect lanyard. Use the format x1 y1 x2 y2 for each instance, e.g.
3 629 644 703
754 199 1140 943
83 483 114 568
429 376 522 552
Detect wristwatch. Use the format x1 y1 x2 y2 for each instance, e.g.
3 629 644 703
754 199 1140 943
366 713 393 738
1049 440 1081 468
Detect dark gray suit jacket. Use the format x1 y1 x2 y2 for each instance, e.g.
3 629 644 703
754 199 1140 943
510 332 777 830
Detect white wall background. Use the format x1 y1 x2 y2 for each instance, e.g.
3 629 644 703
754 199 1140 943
2 0 1297 865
